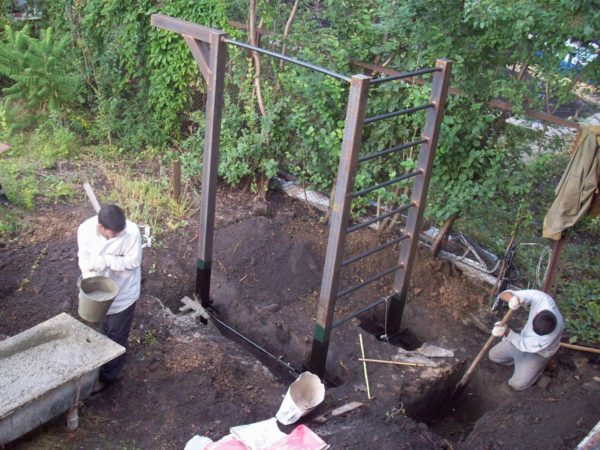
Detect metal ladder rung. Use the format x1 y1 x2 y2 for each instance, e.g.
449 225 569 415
341 234 409 267
337 265 402 298
358 138 428 164
369 66 441 85
364 103 434 124
347 204 413 234
351 170 422 199
332 296 388 329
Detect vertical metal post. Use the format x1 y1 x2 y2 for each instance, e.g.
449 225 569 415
387 59 453 334
309 75 370 377
195 31 227 308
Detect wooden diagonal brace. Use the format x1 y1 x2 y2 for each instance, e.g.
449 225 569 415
184 35 211 83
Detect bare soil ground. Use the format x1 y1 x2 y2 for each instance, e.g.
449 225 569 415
1 186 599 449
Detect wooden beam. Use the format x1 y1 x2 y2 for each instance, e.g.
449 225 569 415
184 35 210 82
353 60 580 131
151 14 218 43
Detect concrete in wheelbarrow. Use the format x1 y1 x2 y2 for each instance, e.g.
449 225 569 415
0 313 124 445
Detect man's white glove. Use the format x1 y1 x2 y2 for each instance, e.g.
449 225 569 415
88 255 108 272
508 295 521 310
491 321 507 337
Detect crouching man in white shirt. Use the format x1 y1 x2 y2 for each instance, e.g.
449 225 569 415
489 289 564 391
77 204 142 389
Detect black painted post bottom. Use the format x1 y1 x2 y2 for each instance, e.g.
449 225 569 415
195 260 212 308
385 291 406 337
308 325 329 379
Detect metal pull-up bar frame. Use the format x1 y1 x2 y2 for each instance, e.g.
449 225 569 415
151 14 452 379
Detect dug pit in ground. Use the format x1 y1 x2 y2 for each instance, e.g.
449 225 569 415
199 205 486 425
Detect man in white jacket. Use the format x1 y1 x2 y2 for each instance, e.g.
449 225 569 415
78 204 142 387
489 289 564 391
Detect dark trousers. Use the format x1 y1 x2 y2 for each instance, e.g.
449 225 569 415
99 301 136 384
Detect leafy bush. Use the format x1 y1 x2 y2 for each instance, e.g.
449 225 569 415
0 25 80 113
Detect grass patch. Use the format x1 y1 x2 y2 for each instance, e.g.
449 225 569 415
0 124 80 211
93 158 197 240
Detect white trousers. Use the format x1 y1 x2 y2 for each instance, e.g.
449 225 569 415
489 340 550 391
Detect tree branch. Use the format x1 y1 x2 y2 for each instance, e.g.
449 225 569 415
248 0 266 116
280 0 300 69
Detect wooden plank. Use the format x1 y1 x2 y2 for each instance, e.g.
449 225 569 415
151 14 217 43
353 60 580 130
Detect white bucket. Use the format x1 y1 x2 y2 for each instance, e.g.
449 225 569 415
275 372 325 425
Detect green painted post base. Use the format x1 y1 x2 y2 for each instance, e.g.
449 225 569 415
195 259 212 308
386 291 407 337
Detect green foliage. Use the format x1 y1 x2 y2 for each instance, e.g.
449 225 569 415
31 118 78 168
559 280 600 345
0 120 78 209
0 25 81 112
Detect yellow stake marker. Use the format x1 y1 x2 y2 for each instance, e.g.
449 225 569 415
358 333 372 400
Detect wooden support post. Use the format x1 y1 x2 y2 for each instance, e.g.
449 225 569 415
542 234 566 295
151 14 227 308
308 75 370 378
171 160 181 202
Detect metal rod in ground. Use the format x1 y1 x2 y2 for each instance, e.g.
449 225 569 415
209 314 301 376
359 333 372 400
359 358 429 367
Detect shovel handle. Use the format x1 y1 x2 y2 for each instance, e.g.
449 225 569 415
455 308 513 392
84 183 101 213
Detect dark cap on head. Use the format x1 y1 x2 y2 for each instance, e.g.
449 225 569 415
98 204 126 232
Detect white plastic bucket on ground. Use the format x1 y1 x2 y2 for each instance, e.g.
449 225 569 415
276 372 325 425
77 276 119 323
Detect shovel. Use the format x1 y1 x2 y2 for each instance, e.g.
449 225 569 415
452 307 513 397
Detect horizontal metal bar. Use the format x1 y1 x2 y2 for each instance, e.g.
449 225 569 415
337 265 402 298
370 67 441 85
347 204 413 234
210 314 300 376
223 38 351 82
332 297 388 329
351 170 422 199
358 138 428 163
364 103 434 124
342 234 409 266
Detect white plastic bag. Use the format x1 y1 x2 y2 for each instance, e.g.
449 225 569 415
230 417 286 450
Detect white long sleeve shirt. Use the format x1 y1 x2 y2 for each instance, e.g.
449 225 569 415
77 216 142 314
501 289 564 358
